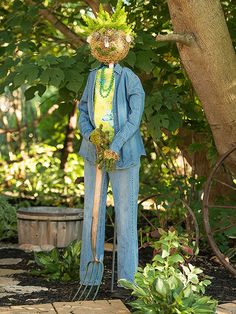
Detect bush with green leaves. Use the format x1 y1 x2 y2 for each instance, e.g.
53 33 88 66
0 196 17 241
0 143 84 207
119 229 217 314
31 240 81 282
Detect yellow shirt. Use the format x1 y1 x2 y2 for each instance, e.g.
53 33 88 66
94 67 115 142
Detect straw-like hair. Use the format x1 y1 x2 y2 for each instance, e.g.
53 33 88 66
81 0 135 37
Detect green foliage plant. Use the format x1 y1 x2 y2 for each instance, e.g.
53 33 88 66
0 144 84 207
89 124 119 171
119 228 217 314
0 196 17 241
31 240 81 282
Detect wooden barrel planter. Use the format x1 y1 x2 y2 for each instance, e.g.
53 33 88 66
17 207 83 251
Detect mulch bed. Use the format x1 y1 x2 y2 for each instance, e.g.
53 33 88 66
0 246 236 310
0 247 136 309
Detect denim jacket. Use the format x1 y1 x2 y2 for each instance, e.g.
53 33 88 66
78 63 146 169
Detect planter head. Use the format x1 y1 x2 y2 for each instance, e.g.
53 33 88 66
82 0 135 64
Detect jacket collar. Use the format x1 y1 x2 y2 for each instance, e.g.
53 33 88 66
89 63 122 75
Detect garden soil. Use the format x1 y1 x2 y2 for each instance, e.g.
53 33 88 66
0 246 236 309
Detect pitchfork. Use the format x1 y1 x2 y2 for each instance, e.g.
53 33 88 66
72 164 104 301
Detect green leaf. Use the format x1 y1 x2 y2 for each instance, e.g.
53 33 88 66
45 55 59 65
168 111 182 131
155 277 168 297
124 51 136 67
40 69 50 85
65 71 84 93
57 56 76 68
0 31 12 43
168 254 184 264
39 67 64 87
167 276 181 290
37 84 46 97
21 20 32 34
152 254 165 264
0 47 6 56
24 84 46 100
16 64 39 84
148 115 161 139
24 86 38 101
18 41 37 52
135 51 154 73
188 273 199 284
146 92 163 114
202 279 211 286
49 68 65 87
159 114 169 129
12 0 23 10
118 278 134 290
13 72 26 87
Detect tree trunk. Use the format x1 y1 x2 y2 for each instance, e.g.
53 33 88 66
60 100 78 170
12 89 24 152
161 0 236 164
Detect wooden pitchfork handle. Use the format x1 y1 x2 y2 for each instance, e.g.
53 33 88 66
91 164 103 262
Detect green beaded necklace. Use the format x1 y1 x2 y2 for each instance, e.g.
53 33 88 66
99 66 114 98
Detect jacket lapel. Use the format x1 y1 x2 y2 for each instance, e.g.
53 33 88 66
88 69 97 128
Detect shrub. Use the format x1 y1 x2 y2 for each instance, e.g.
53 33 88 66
119 229 217 314
0 144 84 207
0 196 17 241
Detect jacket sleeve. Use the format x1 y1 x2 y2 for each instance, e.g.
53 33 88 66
109 72 145 154
78 74 94 141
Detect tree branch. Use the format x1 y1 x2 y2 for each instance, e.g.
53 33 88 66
24 0 86 49
60 99 78 170
0 104 59 135
156 32 195 46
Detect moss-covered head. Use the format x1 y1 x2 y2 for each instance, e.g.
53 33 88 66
82 0 135 64
87 29 131 64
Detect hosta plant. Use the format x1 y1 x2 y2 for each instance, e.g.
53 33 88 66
119 229 217 314
31 240 81 282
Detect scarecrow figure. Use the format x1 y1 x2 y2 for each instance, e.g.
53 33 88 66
78 0 146 289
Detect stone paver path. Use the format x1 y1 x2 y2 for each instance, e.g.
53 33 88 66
0 300 130 313
0 300 236 313
0 266 48 299
217 301 236 314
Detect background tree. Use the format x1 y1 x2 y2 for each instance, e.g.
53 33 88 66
0 1 235 234
157 0 236 169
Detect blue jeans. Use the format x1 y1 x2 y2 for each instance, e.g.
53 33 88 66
79 159 140 285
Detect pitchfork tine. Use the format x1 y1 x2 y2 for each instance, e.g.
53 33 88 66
92 262 104 300
84 261 104 301
82 262 98 301
71 265 89 300
72 260 104 301
72 261 94 301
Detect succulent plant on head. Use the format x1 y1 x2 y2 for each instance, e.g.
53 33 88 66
81 0 135 64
